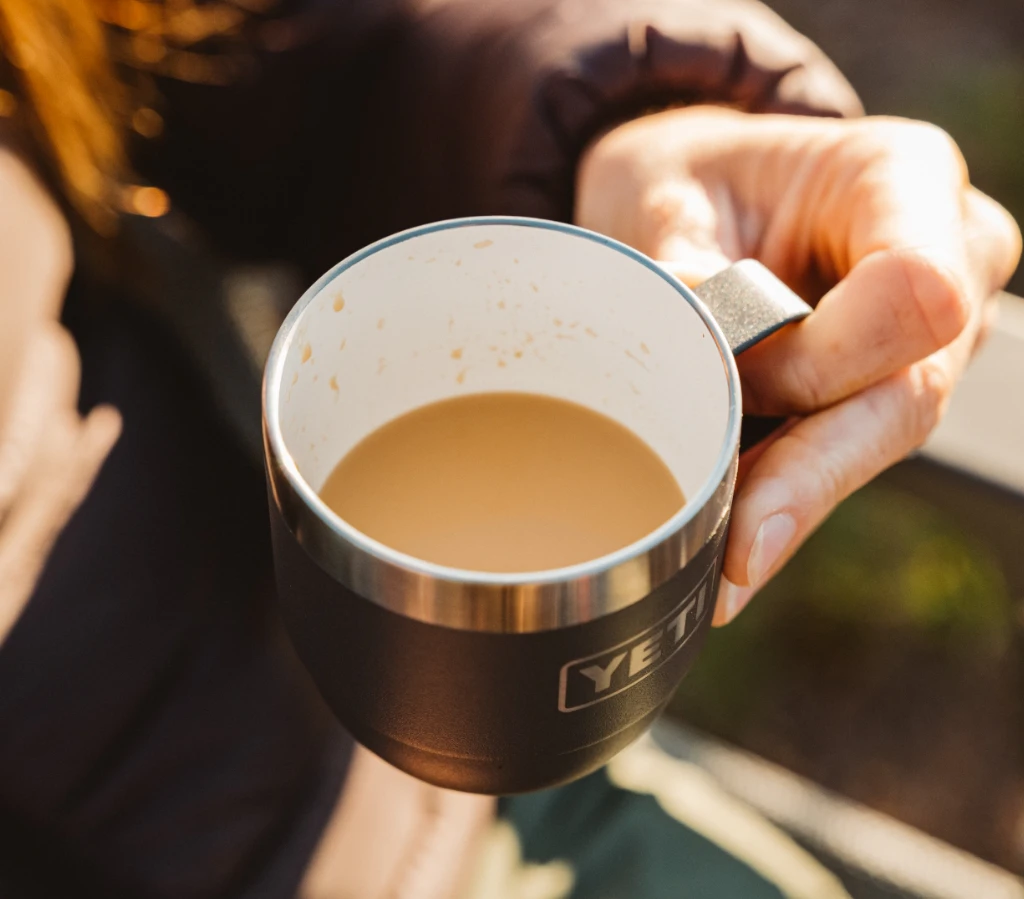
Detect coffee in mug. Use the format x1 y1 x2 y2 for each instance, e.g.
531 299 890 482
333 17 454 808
319 392 685 573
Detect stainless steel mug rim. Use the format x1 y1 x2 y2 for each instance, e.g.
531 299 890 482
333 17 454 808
263 216 742 633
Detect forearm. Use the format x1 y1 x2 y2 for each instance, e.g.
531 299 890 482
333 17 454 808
0 146 73 436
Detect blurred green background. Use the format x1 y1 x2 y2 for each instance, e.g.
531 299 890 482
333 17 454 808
666 0 1024 875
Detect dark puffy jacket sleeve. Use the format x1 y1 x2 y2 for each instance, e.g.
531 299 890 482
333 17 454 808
341 0 861 246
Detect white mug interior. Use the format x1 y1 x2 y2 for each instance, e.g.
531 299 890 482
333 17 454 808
268 220 733 574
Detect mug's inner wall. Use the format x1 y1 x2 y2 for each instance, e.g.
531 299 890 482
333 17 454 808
275 224 730 524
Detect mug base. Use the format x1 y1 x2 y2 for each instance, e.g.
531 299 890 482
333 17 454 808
349 701 669 795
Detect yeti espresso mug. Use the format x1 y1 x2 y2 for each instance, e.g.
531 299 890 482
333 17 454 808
263 217 809 794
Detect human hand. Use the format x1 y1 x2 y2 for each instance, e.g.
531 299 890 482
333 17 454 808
0 323 121 645
575 106 1021 624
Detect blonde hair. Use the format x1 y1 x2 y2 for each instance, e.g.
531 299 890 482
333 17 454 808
0 0 126 231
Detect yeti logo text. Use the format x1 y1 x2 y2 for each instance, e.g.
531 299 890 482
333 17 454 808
557 571 712 712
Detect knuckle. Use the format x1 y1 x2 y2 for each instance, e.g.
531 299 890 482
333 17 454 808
891 249 971 347
814 452 847 510
857 119 967 181
781 428 846 510
971 191 1023 286
907 360 953 445
1010 208 1024 255
894 120 965 169
640 183 678 229
783 353 831 412
909 121 964 165
1011 225 1024 274
1002 207 1024 272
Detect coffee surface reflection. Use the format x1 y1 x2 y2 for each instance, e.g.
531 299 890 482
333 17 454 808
320 392 685 573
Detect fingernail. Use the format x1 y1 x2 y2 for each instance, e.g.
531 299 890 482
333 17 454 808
747 513 797 587
715 576 754 625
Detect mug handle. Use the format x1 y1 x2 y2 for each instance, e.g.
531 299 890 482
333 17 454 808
692 260 814 452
